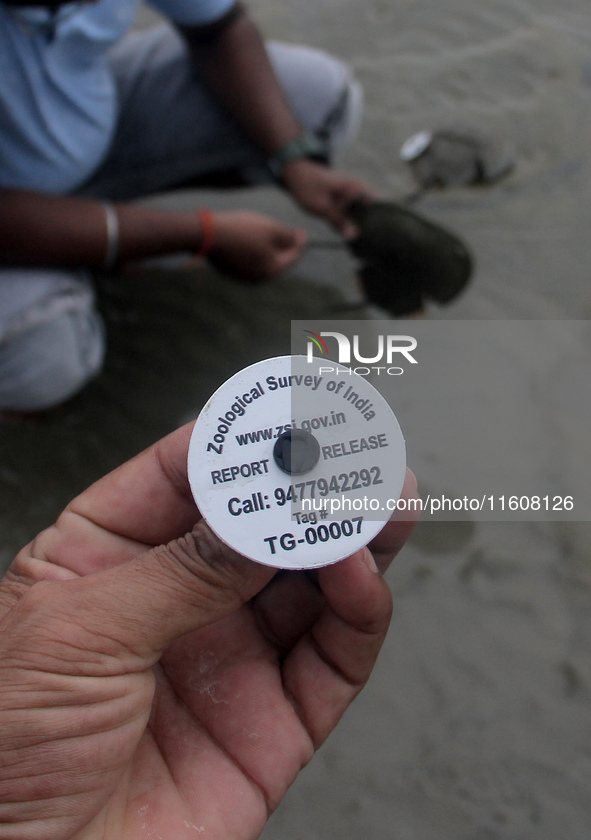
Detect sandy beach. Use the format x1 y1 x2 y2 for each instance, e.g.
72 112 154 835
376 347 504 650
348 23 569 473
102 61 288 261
2 0 591 837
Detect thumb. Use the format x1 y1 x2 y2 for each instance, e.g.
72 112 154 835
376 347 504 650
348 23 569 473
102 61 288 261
19 521 275 668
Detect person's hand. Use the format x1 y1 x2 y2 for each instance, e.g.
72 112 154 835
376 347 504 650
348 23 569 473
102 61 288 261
207 210 307 282
0 423 419 840
281 158 375 238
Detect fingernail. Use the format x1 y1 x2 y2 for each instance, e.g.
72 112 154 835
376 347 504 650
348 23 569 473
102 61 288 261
407 469 418 496
363 550 380 574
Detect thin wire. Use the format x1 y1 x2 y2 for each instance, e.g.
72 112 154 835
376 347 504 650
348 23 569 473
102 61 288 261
306 240 347 250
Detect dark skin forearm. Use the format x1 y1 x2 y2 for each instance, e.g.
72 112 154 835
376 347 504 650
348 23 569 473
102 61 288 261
180 5 302 157
181 5 373 234
0 188 307 280
0 189 203 268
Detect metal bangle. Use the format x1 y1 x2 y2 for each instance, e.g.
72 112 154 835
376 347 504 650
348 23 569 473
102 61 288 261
101 201 119 270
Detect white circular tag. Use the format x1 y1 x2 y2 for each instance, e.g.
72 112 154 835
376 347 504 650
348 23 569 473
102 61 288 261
187 356 406 569
400 130 433 162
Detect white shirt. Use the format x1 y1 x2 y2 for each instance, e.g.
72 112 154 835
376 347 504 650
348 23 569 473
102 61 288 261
0 0 235 193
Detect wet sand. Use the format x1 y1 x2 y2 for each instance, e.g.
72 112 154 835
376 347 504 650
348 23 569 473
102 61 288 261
2 1 591 837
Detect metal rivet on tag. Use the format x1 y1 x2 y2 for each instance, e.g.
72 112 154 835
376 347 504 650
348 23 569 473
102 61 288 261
273 429 320 475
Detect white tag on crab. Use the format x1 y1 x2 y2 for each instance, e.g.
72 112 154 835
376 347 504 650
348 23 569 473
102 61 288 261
187 356 406 570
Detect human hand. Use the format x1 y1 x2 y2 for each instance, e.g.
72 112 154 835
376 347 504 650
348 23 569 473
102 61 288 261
207 210 307 282
281 158 375 238
0 423 418 840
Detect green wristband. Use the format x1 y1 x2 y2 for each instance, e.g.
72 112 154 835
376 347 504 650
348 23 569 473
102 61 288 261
268 133 328 179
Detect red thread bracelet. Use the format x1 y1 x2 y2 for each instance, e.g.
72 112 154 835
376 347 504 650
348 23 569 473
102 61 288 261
195 209 216 258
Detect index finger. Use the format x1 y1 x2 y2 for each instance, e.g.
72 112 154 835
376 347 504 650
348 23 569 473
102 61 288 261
368 468 420 574
281 549 393 749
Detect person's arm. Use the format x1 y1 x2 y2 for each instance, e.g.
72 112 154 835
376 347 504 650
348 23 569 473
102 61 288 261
179 4 373 233
0 188 306 280
180 3 302 157
0 188 203 267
